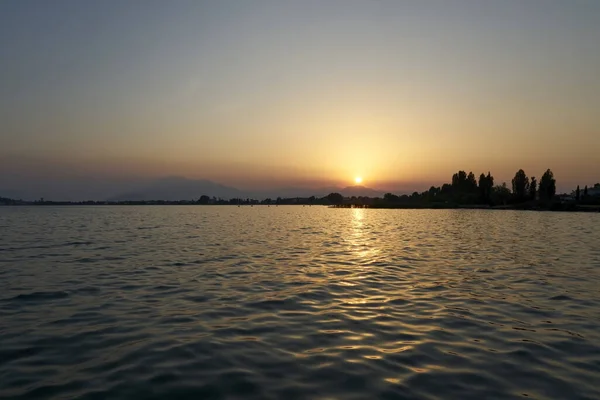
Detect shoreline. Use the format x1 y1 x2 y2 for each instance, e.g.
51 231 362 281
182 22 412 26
333 204 600 212
1 202 599 212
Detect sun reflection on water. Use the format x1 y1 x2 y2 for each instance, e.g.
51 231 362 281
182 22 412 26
348 208 380 259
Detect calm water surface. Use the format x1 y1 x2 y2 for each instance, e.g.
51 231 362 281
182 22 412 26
1 206 599 399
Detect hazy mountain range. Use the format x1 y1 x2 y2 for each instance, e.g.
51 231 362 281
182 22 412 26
2 176 386 202
108 177 385 201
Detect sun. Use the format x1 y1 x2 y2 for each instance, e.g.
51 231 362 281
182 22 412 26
354 176 363 185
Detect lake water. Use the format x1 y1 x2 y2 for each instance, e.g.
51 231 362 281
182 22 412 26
1 206 599 399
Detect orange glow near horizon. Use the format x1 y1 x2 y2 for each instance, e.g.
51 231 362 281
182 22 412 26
1 2 599 196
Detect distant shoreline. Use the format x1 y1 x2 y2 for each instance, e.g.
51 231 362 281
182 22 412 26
3 169 599 211
335 203 600 212
1 202 598 212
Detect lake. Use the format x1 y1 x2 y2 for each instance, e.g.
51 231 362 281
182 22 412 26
1 206 599 399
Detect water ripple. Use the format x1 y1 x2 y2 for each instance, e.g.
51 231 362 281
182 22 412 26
1 206 600 399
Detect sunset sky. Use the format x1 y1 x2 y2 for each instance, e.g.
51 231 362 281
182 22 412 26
1 0 599 198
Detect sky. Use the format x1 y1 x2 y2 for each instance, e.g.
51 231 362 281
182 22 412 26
1 0 599 199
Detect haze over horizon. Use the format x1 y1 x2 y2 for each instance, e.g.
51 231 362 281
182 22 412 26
2 1 599 200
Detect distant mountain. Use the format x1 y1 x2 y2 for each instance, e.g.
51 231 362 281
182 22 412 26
249 185 385 200
108 178 386 201
108 177 244 201
1 178 151 202
339 185 385 198
248 186 339 199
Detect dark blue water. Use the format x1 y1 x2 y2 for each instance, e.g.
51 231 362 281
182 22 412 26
1 206 599 399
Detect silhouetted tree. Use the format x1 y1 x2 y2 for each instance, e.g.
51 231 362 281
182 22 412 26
467 172 478 192
452 171 468 190
440 183 452 196
492 183 511 205
326 192 344 205
478 173 486 202
511 169 530 203
539 169 556 202
383 193 400 203
427 186 439 202
478 172 494 204
584 185 588 197
529 177 537 200
576 185 580 202
449 170 481 203
198 195 210 204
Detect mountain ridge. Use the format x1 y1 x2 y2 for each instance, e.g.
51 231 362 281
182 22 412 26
107 177 244 201
108 177 385 201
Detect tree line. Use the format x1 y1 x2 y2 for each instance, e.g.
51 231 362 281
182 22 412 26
377 168 557 207
4 172 599 209
197 194 336 206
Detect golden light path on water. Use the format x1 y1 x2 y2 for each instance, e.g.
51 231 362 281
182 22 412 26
1 206 600 399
